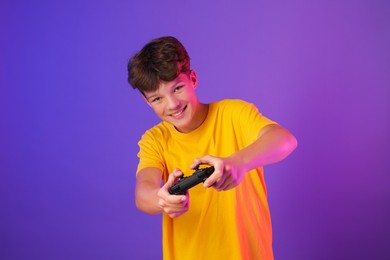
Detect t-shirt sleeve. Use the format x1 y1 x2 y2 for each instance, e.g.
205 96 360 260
231 100 277 143
136 129 165 175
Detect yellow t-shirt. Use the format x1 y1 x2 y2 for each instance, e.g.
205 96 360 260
137 99 276 260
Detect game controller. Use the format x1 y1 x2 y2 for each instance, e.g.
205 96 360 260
168 166 215 195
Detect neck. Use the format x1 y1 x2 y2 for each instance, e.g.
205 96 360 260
176 102 209 133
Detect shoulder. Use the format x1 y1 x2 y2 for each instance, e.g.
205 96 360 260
212 99 259 114
213 99 252 107
140 122 171 142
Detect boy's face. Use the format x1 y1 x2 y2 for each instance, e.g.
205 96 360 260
143 70 203 133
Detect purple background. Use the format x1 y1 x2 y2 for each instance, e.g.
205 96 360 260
1 0 389 259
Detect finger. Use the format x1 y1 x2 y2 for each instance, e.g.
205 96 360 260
190 155 214 169
204 170 222 188
216 177 232 191
203 178 216 188
164 202 187 212
190 160 202 170
169 168 183 180
165 205 187 216
168 209 187 219
172 168 184 178
163 195 189 215
166 194 187 203
211 177 225 191
159 186 186 202
160 187 186 203
165 169 183 187
158 194 187 210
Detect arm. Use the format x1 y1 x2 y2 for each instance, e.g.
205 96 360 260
135 167 163 214
191 124 298 191
229 123 298 171
135 167 190 218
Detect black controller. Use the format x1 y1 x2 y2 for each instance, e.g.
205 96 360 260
168 166 215 195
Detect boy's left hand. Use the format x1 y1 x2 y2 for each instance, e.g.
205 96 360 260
190 155 245 191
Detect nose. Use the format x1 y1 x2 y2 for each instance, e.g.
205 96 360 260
166 95 180 110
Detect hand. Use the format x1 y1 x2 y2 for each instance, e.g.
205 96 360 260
157 168 189 218
190 155 245 191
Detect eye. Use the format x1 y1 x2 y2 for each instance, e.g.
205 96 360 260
174 86 184 92
150 97 161 103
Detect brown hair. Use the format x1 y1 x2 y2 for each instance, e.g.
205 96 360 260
127 36 191 93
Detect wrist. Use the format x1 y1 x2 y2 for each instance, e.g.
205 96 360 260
226 152 248 173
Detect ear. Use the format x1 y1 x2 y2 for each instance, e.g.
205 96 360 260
190 70 198 89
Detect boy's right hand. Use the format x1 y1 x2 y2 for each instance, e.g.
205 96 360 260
157 168 189 218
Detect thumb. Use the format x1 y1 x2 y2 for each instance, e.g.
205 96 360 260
166 168 184 186
203 170 219 188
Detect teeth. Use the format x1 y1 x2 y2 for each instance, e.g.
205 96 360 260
172 110 182 116
171 108 184 117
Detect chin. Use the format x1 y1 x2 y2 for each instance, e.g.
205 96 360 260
174 121 192 132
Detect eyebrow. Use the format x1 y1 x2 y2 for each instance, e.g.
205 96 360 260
145 93 158 102
144 76 187 101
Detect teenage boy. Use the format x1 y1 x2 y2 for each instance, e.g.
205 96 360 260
127 36 297 260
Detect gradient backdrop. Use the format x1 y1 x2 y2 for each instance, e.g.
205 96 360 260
1 0 389 259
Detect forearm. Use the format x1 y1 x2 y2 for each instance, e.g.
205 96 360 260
228 124 297 172
135 168 164 214
135 182 163 214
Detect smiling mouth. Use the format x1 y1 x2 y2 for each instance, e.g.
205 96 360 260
170 106 187 117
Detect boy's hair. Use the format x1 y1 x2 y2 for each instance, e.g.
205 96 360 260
127 36 191 93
